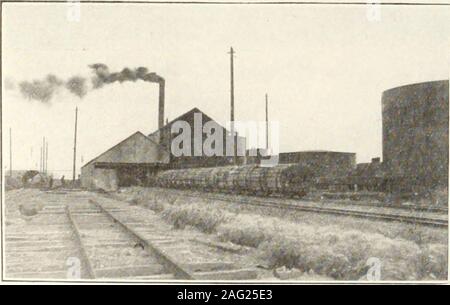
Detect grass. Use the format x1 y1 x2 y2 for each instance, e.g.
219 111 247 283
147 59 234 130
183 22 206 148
161 203 233 233
117 187 448 281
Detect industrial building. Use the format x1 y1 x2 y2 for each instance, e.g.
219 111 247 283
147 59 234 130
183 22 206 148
81 108 247 190
382 80 449 192
278 151 356 177
80 132 170 191
80 71 449 197
148 107 247 169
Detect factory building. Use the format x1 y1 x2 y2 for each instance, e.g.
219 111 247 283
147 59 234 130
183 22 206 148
382 80 449 192
81 132 170 191
80 108 247 190
148 107 247 169
278 151 356 177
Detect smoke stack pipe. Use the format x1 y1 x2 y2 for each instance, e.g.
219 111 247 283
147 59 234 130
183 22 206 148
158 79 165 131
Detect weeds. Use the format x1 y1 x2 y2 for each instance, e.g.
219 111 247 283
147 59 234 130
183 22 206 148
118 187 448 280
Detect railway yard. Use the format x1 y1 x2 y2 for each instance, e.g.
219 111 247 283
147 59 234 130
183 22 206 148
3 187 448 282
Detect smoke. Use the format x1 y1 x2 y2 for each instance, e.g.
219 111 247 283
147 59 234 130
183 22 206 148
14 64 163 103
89 64 164 89
19 74 64 103
66 76 87 98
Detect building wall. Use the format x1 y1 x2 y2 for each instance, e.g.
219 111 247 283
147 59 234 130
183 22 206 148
382 80 449 188
278 151 356 177
149 108 247 168
81 163 118 191
80 131 168 191
93 132 169 164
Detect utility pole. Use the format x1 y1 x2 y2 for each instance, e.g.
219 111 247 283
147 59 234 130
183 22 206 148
265 94 269 150
45 141 48 175
229 47 237 164
9 128 12 177
43 137 46 174
72 107 78 182
40 145 43 173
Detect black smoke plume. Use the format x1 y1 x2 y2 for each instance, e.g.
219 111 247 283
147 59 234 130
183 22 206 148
15 64 163 103
89 64 164 89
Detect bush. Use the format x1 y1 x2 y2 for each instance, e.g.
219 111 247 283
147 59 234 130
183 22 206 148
116 187 448 280
218 214 446 280
217 214 279 248
161 203 233 233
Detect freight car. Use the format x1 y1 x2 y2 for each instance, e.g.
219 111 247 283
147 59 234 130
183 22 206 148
155 164 314 198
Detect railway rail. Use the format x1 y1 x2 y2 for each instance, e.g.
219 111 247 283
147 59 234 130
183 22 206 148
177 190 448 228
5 190 260 281
65 200 194 280
315 194 448 214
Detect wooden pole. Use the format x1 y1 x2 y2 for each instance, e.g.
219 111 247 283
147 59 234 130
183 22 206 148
265 94 269 150
229 47 237 164
42 137 46 173
9 128 12 177
72 107 78 182
40 146 43 173
45 141 48 175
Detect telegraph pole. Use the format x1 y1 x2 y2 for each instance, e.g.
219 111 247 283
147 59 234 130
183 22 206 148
229 47 237 164
40 146 43 173
9 128 12 177
265 94 269 150
72 107 78 182
45 141 48 175
42 137 46 174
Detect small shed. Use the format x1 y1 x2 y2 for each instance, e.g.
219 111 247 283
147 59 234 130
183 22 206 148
81 131 170 191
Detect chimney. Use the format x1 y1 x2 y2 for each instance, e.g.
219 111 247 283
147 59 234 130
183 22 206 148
158 79 165 131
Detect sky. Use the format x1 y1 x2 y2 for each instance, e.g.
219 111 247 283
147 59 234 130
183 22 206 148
2 2 450 178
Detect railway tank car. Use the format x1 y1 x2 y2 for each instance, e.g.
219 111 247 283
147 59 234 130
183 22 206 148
155 164 314 197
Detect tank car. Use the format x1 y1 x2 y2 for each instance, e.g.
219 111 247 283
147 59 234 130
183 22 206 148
155 163 313 198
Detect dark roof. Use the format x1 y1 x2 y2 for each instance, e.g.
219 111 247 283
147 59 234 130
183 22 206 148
148 107 235 138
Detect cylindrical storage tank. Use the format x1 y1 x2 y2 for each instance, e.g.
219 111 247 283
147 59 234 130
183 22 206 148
382 80 449 191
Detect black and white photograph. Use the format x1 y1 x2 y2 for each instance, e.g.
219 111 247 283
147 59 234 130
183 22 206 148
1 1 449 286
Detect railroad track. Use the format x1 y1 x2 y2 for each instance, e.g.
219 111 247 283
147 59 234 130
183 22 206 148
313 195 448 214
179 191 448 228
65 201 194 280
64 196 260 281
6 190 260 281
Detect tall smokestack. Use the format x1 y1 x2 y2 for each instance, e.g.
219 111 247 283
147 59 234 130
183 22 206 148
159 79 165 131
